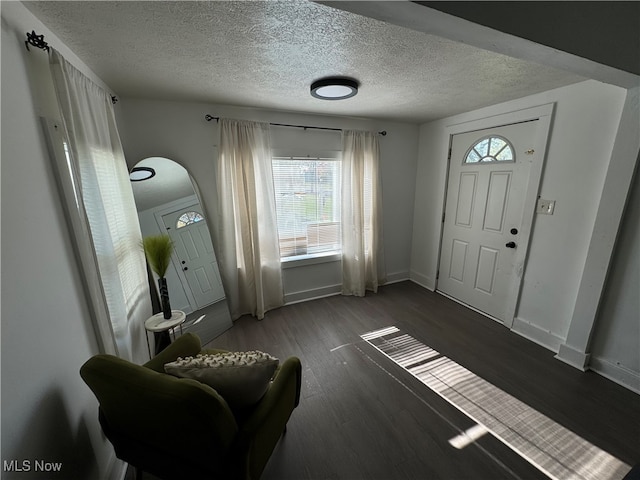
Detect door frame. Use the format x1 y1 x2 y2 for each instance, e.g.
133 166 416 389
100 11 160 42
435 103 555 328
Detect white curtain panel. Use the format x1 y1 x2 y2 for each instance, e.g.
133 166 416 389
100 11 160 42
341 130 386 296
216 118 284 320
49 49 151 362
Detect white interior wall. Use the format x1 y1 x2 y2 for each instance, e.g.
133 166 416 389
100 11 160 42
2 5 636 480
1 2 124 478
117 99 419 303
410 79 636 381
590 165 640 390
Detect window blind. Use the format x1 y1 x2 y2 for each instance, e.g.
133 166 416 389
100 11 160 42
272 156 341 258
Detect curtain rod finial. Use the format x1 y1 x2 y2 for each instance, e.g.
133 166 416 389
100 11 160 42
25 30 49 52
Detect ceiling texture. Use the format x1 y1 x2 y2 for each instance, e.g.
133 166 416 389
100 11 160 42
23 0 588 124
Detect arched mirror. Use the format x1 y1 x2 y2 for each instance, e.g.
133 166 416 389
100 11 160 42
130 157 232 344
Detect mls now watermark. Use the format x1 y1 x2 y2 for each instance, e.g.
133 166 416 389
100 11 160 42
3 459 63 473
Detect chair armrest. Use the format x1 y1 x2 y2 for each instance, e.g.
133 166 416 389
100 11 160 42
234 356 301 480
239 356 302 435
143 332 202 373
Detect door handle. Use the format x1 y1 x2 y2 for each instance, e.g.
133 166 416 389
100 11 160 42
183 267 188 271
505 241 516 249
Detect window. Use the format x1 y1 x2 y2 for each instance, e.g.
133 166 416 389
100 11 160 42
464 136 514 164
176 211 204 228
272 156 341 259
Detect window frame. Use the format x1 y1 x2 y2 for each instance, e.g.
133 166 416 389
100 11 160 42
463 135 515 164
272 150 342 265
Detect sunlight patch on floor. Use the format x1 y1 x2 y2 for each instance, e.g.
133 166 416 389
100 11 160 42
449 424 490 449
361 326 631 480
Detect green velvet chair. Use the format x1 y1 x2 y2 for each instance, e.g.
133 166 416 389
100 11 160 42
80 333 302 480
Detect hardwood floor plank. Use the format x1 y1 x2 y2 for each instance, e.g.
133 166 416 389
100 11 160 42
207 282 639 479
132 281 638 479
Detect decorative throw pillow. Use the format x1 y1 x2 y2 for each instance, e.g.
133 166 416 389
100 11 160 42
164 351 279 408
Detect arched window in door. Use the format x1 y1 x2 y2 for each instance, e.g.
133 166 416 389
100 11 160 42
176 211 204 229
464 136 515 164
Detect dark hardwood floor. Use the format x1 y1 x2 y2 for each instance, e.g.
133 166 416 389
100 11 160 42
131 281 640 479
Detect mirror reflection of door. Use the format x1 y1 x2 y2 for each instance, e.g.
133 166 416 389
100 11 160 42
130 157 232 344
161 204 225 308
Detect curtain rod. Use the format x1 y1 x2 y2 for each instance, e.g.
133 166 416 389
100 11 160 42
25 31 118 105
205 115 387 136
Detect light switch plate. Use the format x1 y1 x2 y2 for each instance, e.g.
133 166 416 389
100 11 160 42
537 198 555 215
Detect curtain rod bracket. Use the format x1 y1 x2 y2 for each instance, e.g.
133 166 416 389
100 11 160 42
25 30 49 52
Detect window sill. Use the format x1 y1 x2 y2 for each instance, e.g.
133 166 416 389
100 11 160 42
281 251 341 269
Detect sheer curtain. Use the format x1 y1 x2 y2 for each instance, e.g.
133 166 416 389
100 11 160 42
341 129 386 296
215 118 284 320
49 49 151 362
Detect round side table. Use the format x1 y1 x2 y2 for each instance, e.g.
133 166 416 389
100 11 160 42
144 310 186 358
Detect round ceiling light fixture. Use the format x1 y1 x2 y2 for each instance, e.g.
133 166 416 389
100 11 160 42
310 77 359 100
129 166 156 182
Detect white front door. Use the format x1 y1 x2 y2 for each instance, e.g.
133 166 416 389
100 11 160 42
438 121 539 323
162 206 225 309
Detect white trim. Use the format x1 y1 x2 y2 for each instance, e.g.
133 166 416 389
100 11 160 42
511 317 564 353
383 270 410 285
281 251 341 269
589 357 640 395
437 104 555 328
409 271 434 291
284 284 342 305
107 453 127 480
437 291 503 324
41 118 118 355
562 87 640 360
555 344 591 371
282 271 406 305
444 104 555 133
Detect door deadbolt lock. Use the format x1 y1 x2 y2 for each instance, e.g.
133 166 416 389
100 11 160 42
510 228 518 235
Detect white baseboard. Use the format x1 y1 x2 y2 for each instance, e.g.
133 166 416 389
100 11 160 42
108 454 127 480
384 271 410 285
555 343 591 371
284 271 409 305
284 284 342 305
511 317 564 353
589 356 640 394
409 270 434 291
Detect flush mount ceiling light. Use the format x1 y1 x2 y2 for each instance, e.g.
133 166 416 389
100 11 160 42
129 167 156 182
310 77 358 100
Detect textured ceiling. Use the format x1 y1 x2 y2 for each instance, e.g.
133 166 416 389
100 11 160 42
23 1 587 123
